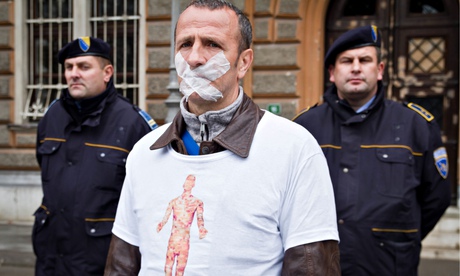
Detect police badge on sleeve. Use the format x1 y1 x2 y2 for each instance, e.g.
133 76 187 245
433 147 448 179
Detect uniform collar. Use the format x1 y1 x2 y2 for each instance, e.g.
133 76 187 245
356 95 376 113
324 81 384 121
150 92 265 158
61 79 117 126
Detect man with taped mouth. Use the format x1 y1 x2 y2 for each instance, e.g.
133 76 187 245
105 0 340 275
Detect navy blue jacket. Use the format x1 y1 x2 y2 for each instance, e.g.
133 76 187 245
33 80 155 275
294 82 451 276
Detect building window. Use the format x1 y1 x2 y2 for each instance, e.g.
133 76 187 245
409 0 445 14
25 0 72 121
408 37 445 74
90 0 141 105
24 0 140 122
343 0 376 16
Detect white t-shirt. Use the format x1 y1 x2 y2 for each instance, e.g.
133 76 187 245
113 112 338 275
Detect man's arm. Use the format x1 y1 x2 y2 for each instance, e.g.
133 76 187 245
282 240 340 276
419 121 451 239
157 201 173 232
104 234 141 276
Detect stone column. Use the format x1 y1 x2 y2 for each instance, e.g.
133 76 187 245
165 0 181 123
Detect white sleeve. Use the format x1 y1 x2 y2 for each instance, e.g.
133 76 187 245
280 145 339 251
112 160 140 246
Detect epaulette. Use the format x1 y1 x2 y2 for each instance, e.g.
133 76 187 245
405 102 434 122
291 103 318 121
134 106 158 130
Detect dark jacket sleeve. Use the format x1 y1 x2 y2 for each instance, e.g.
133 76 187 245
418 121 451 239
282 240 340 275
104 234 141 276
36 117 46 167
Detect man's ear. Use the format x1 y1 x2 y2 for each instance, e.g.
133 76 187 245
103 64 114 83
377 61 385 81
237 49 253 80
328 64 335 83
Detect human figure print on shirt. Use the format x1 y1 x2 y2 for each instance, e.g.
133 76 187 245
157 174 208 276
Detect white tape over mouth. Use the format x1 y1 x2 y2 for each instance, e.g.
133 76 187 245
175 51 231 102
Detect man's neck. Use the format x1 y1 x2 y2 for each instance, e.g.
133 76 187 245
338 89 377 112
181 88 243 143
187 90 239 116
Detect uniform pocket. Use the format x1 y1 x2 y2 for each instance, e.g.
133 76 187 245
375 148 415 198
92 147 128 192
376 148 415 165
37 141 62 182
84 214 115 274
95 147 128 166
372 229 420 275
84 217 115 237
32 205 52 257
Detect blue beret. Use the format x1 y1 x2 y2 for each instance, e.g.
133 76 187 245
325 25 381 67
58 36 112 64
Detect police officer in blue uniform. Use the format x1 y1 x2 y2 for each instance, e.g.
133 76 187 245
33 37 157 275
293 25 451 275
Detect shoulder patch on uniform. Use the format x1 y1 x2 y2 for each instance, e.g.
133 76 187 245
136 108 158 130
291 104 318 121
406 102 434 122
433 147 448 179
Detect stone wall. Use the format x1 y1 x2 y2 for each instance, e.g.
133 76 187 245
0 1 37 170
0 0 14 147
252 0 303 119
0 171 42 222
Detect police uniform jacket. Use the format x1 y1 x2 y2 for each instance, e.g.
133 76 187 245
294 82 451 275
33 80 154 275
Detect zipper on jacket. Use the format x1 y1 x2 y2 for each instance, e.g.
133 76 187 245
200 122 208 142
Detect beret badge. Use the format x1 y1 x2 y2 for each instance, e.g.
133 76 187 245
371 25 378 43
78 37 91 52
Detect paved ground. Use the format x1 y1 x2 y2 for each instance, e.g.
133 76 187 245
0 224 35 275
0 223 458 275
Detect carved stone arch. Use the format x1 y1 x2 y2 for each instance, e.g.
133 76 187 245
298 0 331 108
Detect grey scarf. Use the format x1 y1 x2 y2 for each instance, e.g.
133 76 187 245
180 88 244 143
